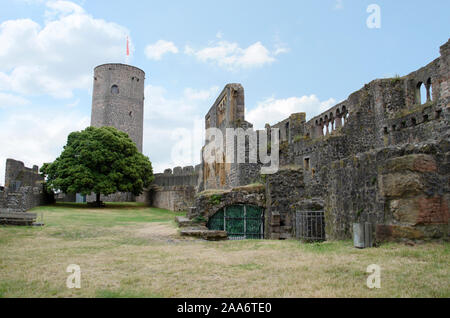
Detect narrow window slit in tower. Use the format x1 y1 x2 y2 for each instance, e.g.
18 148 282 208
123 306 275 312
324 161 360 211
304 157 310 170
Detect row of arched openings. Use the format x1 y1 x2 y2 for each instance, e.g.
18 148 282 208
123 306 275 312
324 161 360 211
315 106 349 136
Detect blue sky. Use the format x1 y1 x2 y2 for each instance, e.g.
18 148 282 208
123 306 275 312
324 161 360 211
0 0 449 184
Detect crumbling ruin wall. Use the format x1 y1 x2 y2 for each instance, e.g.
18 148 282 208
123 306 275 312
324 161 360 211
187 40 450 241
1 159 46 212
200 84 261 191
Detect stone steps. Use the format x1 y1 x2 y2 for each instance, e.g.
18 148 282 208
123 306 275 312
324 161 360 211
180 227 228 241
175 216 197 228
175 216 227 240
0 212 37 226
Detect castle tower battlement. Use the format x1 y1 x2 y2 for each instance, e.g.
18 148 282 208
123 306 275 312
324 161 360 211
91 63 145 152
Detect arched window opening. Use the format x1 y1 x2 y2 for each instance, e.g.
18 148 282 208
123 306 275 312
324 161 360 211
111 85 119 95
416 82 426 104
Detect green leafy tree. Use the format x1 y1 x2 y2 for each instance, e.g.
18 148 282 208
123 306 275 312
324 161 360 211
41 126 154 206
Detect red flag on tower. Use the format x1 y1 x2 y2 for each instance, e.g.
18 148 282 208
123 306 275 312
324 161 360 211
126 36 130 57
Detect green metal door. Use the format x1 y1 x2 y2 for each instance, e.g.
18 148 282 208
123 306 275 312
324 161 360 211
207 205 264 240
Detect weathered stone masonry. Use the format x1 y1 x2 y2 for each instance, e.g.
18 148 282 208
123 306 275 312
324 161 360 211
91 63 145 152
0 159 46 213
179 39 450 242
150 165 200 212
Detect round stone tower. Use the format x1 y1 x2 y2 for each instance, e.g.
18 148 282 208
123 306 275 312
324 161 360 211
91 63 145 152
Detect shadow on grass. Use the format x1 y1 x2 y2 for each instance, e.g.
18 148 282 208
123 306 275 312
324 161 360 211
51 202 150 210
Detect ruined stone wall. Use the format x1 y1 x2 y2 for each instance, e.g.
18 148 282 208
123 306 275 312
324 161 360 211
149 165 200 211
5 159 43 191
191 40 450 241
201 84 260 191
1 159 46 212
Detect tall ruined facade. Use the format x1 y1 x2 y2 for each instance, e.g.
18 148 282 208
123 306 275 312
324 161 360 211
154 40 450 242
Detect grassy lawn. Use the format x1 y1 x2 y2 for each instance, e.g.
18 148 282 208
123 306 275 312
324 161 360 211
0 203 448 298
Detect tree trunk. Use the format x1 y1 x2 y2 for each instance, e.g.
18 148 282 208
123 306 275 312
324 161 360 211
96 193 101 204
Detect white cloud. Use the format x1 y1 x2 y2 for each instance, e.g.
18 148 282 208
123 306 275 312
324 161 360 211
45 0 84 19
143 85 219 172
0 110 89 186
145 40 179 60
0 92 30 108
0 0 131 99
185 40 286 71
246 95 336 130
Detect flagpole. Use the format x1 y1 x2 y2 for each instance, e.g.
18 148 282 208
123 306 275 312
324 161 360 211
125 36 130 64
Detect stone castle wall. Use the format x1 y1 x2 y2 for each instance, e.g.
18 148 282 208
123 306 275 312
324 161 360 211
1 159 46 212
149 165 200 211
189 39 450 241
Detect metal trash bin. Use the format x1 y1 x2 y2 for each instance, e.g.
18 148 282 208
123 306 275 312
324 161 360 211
353 222 373 248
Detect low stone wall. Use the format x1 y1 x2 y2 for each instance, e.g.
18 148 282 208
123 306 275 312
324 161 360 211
86 192 135 203
55 193 76 203
135 189 151 204
151 186 195 212
1 186 46 212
